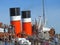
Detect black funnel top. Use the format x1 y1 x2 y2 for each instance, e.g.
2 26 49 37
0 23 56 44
22 11 31 18
10 8 20 16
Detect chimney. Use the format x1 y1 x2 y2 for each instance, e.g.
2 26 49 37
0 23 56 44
22 11 32 36
10 8 22 37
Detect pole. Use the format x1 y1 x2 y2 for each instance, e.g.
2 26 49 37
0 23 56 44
42 0 45 26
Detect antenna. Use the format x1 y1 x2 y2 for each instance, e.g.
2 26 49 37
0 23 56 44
42 0 45 26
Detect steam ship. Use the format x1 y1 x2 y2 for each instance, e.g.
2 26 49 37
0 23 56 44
0 0 59 45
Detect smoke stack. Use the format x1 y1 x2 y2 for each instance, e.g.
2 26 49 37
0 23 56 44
22 11 32 36
10 8 22 37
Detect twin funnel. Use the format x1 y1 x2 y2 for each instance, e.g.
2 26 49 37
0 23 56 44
10 8 32 37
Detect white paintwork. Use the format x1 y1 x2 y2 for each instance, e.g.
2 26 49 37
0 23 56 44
17 38 31 45
0 28 8 32
0 28 4 32
42 27 50 32
22 18 31 22
10 16 21 21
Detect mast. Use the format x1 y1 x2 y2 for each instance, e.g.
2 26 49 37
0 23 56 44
42 0 45 26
